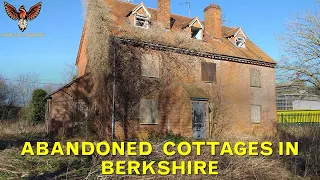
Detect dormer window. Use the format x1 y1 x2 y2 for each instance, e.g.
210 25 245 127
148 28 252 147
226 28 247 48
191 27 203 40
236 37 245 48
184 17 204 40
134 15 150 29
129 3 152 29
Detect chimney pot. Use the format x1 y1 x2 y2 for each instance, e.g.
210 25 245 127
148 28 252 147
204 3 221 12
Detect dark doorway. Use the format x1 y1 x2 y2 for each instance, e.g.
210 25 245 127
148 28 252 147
192 101 207 139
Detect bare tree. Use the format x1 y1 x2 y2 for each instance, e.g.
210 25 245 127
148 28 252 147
277 2 320 91
62 62 78 83
13 73 40 107
0 76 19 120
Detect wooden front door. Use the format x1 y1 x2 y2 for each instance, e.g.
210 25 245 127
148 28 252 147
192 101 206 139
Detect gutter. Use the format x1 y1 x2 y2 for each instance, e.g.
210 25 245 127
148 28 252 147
114 37 277 68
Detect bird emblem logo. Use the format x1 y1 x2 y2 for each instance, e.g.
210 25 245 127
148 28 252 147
4 1 42 32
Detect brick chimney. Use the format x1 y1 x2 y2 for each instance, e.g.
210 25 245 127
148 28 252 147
204 4 222 39
157 0 171 29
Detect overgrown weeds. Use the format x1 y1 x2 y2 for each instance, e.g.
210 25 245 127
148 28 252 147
0 120 45 139
278 126 320 179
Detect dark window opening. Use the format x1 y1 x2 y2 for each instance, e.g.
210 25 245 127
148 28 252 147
191 27 203 40
135 16 149 29
170 17 176 29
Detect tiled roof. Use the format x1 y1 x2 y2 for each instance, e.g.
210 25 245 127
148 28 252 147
224 27 241 37
86 0 276 64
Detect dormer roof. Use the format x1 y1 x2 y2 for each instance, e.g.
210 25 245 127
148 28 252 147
127 2 151 18
181 17 204 29
225 27 247 39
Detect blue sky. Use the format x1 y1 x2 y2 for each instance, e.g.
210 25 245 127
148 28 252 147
0 0 317 84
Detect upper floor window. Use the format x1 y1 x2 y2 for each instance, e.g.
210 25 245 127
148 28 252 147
141 52 160 78
134 15 150 29
191 27 203 40
236 37 246 48
201 62 216 82
130 3 152 29
250 68 261 88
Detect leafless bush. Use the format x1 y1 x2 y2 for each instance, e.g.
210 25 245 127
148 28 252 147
13 73 39 108
0 77 19 120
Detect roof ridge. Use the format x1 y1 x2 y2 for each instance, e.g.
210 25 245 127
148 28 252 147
85 0 277 64
114 0 238 30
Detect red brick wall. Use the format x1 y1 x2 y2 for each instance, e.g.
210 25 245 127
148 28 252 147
47 75 92 134
112 49 277 140
76 30 88 77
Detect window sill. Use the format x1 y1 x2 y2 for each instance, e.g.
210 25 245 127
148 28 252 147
134 25 150 29
251 122 261 124
140 123 159 125
202 81 216 84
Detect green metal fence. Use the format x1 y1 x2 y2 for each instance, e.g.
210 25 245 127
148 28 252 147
277 110 320 126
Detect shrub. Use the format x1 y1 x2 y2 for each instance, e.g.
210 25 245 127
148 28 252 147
30 89 47 122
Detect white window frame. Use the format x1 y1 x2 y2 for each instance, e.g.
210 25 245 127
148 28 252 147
188 18 204 40
134 14 150 29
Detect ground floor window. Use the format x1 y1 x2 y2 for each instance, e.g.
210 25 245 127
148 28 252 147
251 104 261 123
139 98 158 124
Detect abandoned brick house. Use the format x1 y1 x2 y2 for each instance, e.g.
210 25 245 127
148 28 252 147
45 0 277 140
